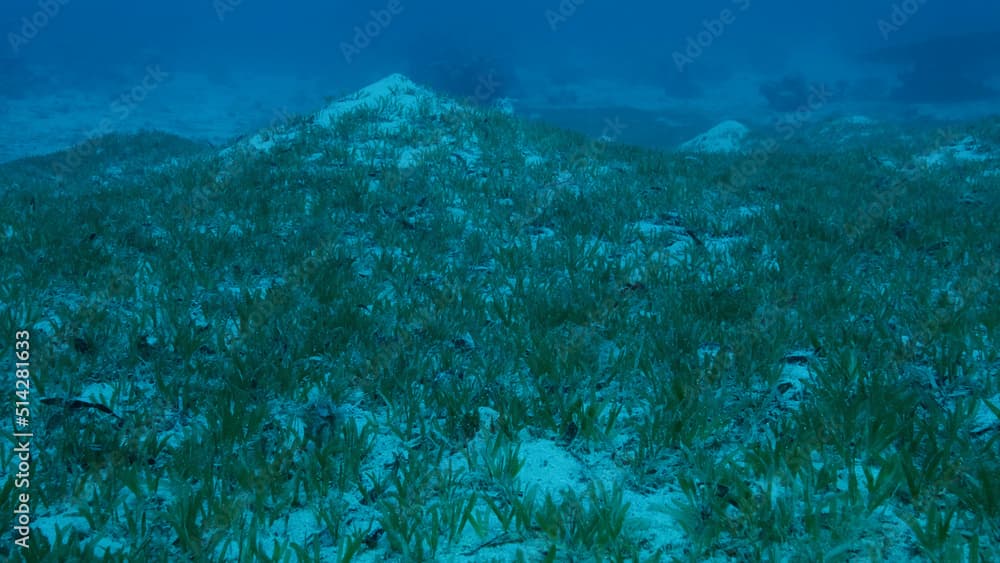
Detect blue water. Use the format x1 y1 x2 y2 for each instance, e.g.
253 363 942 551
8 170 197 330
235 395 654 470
1 0 999 160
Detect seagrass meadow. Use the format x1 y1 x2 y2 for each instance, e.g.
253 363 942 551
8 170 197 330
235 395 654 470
0 74 998 562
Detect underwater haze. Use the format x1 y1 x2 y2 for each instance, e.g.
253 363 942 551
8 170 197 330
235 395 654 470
2 0 1000 159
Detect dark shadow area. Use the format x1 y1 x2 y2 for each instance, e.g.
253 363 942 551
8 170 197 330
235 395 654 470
863 31 1000 102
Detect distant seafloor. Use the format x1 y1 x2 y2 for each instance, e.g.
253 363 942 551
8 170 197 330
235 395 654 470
2 63 1000 165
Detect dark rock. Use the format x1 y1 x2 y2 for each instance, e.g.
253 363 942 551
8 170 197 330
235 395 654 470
408 53 518 105
862 31 1000 102
759 73 811 112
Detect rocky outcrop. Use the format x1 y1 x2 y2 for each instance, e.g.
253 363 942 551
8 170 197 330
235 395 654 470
679 120 749 154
